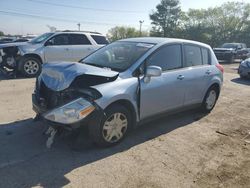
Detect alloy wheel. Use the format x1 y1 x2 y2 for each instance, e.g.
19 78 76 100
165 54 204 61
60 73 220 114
23 60 39 75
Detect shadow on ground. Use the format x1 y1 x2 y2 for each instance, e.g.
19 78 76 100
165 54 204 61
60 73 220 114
0 110 206 188
231 78 250 86
0 69 30 80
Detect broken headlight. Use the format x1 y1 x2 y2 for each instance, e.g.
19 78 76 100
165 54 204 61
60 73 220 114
44 98 95 124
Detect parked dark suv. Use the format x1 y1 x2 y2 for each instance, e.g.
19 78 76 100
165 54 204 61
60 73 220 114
213 43 249 63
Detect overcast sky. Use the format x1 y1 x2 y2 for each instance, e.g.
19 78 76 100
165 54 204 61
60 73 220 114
0 0 246 35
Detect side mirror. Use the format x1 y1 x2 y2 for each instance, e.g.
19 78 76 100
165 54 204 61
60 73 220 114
45 40 53 46
144 66 162 83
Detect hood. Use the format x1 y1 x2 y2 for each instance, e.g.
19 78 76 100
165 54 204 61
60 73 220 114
40 61 119 91
0 42 28 48
0 42 42 53
213 48 235 51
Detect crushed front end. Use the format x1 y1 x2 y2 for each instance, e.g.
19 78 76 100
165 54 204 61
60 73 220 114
32 62 119 130
32 77 105 130
0 45 23 77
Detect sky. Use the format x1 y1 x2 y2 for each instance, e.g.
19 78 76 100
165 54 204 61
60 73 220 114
0 0 247 36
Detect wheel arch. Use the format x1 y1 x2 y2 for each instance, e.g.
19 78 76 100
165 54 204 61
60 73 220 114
207 82 221 98
18 53 43 70
104 99 137 129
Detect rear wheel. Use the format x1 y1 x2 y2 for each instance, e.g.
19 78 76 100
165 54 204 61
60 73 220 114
19 56 42 78
89 104 132 147
201 86 219 113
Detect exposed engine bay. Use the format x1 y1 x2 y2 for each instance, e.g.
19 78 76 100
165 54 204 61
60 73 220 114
0 46 22 77
33 61 119 115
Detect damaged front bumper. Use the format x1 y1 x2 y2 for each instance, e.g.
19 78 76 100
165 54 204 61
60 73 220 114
32 93 105 130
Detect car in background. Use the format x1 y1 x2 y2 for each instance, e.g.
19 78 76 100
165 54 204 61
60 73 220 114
238 58 250 79
0 31 109 77
14 35 38 43
213 43 249 63
0 37 15 44
32 37 224 147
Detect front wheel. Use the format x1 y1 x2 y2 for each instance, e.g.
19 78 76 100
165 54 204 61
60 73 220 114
19 57 42 78
89 104 132 147
201 86 219 113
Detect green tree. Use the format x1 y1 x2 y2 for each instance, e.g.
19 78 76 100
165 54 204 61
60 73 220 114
179 2 250 47
0 31 4 36
107 26 148 42
150 0 181 37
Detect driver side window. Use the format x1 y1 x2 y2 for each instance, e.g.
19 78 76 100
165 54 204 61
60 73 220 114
47 34 69 46
147 44 182 71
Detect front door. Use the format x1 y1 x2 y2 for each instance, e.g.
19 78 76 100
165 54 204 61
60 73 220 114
140 44 186 119
44 34 72 62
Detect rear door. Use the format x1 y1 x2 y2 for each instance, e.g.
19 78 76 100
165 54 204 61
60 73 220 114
44 34 71 62
68 34 96 61
140 44 186 119
182 44 212 105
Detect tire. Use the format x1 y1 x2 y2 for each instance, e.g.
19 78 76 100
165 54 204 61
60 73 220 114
89 104 132 147
229 55 235 64
240 75 246 79
19 56 42 78
201 86 219 113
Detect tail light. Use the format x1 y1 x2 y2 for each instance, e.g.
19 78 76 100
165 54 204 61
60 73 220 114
216 63 224 73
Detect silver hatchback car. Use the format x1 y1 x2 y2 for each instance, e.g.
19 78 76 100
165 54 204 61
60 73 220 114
32 37 224 147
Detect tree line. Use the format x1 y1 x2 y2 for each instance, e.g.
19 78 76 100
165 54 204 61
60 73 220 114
107 0 250 48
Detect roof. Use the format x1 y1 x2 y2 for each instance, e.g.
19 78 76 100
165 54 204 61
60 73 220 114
56 30 102 35
119 37 210 48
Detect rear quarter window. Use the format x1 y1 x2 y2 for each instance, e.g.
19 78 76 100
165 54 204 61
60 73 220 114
201 48 210 65
91 35 109 45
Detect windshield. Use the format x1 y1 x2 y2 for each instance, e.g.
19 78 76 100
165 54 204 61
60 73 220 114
29 32 54 44
81 41 155 72
221 43 238 49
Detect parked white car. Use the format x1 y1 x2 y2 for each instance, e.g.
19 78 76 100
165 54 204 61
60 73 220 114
0 31 109 77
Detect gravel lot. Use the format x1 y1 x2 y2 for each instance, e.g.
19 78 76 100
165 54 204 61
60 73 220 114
0 64 249 188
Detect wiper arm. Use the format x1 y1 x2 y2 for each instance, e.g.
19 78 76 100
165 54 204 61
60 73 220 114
84 62 105 68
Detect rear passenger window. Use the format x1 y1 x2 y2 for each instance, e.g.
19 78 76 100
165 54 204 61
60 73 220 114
201 48 210 65
184 45 202 67
69 34 91 45
147 44 182 71
91 35 109 45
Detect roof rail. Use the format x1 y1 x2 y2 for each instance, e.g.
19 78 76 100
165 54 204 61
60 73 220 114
56 30 101 34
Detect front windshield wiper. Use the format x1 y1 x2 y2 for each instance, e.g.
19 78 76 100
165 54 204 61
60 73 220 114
84 62 106 69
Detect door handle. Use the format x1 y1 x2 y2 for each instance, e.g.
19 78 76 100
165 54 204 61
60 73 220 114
206 70 212 75
177 75 185 80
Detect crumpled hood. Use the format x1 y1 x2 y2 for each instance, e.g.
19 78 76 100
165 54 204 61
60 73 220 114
40 61 119 91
